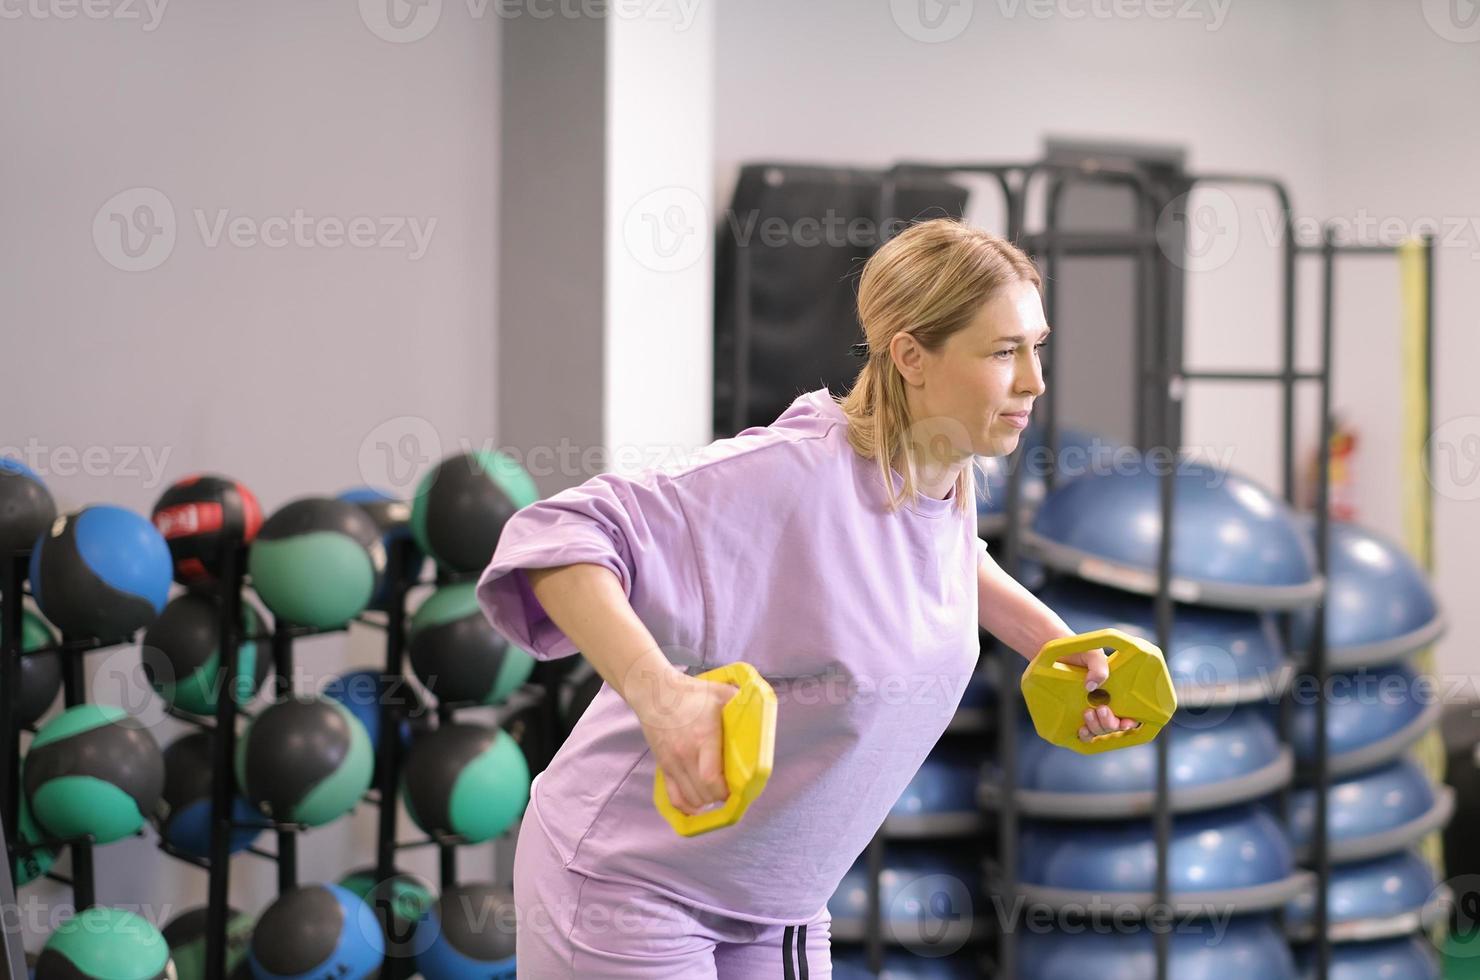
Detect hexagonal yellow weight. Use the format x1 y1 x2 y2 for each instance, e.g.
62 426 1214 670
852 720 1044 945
654 661 777 837
1020 627 1177 755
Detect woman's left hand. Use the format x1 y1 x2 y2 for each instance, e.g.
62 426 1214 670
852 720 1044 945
1057 648 1141 743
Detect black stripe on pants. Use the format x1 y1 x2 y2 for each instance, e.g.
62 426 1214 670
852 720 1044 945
782 924 809 979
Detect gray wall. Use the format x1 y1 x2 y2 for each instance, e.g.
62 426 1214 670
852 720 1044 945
1 0 504 946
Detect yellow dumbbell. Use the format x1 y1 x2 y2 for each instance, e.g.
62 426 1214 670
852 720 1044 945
1020 627 1177 755
654 662 777 837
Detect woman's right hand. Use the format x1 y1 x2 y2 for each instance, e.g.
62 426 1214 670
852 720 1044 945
633 670 738 817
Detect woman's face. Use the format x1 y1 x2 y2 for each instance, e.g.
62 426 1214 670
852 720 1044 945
894 279 1049 463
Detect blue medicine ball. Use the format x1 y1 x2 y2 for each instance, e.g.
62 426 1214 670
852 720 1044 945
248 883 383 980
30 505 172 641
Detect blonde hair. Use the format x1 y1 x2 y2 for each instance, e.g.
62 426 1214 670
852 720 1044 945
838 218 1042 515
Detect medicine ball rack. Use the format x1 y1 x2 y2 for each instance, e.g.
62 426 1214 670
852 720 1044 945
1 548 107 911
1 531 558 980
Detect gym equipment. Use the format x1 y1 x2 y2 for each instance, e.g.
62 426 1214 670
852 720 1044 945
150 474 263 588
234 695 374 827
1016 803 1309 912
1015 913 1297 980
30 505 172 641
157 731 264 860
555 657 603 737
247 883 383 980
0 458 56 560
24 703 164 845
13 794 57 887
981 703 1290 818
1034 576 1289 705
320 668 433 783
34 907 173 980
886 742 981 836
1284 849 1443 943
409 582 535 707
1287 759 1455 863
1021 459 1322 609
161 905 254 980
141 592 269 717
247 497 387 629
827 845 982 948
403 723 530 843
338 866 436 963
654 662 776 837
410 450 538 574
1292 934 1440 980
1019 628 1177 755
833 946 982 979
1289 663 1441 776
1291 518 1445 669
976 428 1135 536
6 607 60 727
712 163 968 437
337 486 426 611
416 883 518 980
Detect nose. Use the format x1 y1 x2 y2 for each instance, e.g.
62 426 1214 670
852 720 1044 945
1017 347 1046 397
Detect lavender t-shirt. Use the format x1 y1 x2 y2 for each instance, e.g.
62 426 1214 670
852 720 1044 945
476 388 985 923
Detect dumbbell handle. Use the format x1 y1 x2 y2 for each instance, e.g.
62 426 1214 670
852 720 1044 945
653 662 777 837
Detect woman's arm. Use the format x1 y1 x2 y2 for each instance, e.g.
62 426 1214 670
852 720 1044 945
524 562 736 814
976 551 1137 740
975 551 1073 661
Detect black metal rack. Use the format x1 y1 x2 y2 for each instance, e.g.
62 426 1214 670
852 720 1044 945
2 524 559 978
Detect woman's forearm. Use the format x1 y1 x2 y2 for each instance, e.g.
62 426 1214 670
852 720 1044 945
524 563 689 719
976 552 1074 661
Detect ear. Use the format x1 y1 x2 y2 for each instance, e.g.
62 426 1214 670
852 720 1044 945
889 332 925 385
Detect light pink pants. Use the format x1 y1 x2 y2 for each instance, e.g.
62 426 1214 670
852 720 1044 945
512 809 833 978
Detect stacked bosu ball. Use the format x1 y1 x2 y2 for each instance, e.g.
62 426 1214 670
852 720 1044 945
989 450 1450 977
828 749 988 970
1281 519 1449 977
987 453 1323 977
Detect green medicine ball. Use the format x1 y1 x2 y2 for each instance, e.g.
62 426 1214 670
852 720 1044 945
161 906 254 980
338 866 437 962
403 724 530 844
141 592 269 717
24 704 164 846
411 451 538 573
35 907 172 980
13 793 57 888
235 696 374 827
248 498 386 629
409 583 535 707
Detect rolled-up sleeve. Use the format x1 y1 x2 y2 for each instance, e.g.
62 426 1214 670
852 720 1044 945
475 469 705 662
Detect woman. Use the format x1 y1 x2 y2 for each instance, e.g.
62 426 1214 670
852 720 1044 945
476 218 1133 978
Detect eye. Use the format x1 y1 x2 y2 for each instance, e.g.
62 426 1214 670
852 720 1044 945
1034 342 1048 355
993 348 1015 360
